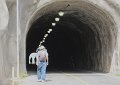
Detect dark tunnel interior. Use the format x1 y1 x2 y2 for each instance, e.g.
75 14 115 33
26 10 116 72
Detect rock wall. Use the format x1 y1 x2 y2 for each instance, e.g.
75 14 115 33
0 0 16 85
19 0 120 73
0 0 9 84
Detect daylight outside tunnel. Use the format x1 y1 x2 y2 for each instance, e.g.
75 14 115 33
26 1 117 73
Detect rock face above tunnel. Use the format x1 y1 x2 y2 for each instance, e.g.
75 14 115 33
19 0 120 73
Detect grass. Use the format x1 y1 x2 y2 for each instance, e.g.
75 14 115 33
115 73 120 76
12 73 28 85
19 73 28 79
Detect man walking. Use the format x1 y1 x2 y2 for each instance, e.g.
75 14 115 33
36 45 49 82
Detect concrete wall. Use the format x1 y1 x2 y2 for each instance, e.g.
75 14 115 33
0 0 16 85
0 0 9 83
19 0 120 73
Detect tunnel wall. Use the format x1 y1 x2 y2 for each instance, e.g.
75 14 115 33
0 0 17 85
18 0 120 73
0 0 9 83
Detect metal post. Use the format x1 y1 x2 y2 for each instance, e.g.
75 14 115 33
12 67 15 85
17 0 19 78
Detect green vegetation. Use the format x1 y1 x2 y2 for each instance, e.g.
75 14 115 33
19 73 28 79
115 73 120 76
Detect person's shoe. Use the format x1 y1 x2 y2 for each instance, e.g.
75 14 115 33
37 79 42 82
41 80 45 82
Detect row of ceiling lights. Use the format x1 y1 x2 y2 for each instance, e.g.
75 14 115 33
38 11 64 47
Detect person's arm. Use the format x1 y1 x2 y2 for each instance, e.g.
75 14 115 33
46 56 49 65
36 52 39 66
46 52 49 65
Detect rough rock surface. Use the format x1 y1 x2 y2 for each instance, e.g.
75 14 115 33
19 0 120 73
0 0 16 85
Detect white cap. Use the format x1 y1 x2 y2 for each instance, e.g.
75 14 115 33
39 46 45 50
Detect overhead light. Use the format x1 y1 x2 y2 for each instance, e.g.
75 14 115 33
49 29 52 31
52 23 56 26
58 11 64 16
39 44 41 46
55 18 60 21
42 40 45 42
44 34 48 37
40 41 43 43
47 31 50 33
44 36 47 37
43 38 45 40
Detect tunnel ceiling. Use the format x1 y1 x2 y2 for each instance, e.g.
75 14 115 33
26 1 117 72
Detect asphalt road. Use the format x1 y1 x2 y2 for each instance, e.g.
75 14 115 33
19 71 120 85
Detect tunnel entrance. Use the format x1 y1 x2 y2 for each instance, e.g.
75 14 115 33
26 14 95 72
26 1 117 73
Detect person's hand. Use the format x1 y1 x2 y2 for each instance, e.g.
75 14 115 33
36 63 38 66
47 62 48 65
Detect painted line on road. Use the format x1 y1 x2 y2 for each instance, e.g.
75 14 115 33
63 73 93 85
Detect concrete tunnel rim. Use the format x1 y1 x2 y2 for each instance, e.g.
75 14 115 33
25 0 117 72
25 0 116 36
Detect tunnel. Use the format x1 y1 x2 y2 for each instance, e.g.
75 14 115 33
26 1 117 73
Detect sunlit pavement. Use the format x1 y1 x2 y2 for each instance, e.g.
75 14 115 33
19 71 120 85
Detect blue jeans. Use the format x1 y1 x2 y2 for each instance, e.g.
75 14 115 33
37 61 47 80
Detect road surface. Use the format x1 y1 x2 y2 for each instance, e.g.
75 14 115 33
19 71 120 85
